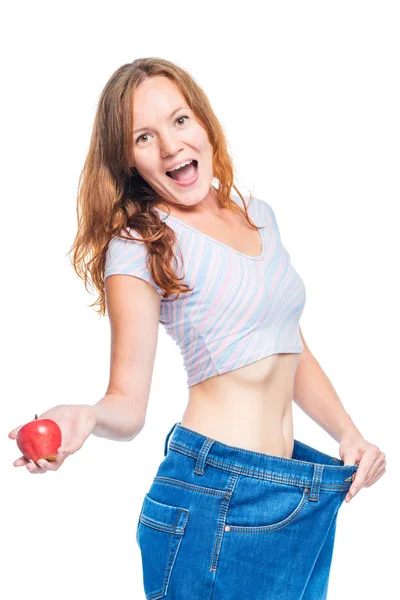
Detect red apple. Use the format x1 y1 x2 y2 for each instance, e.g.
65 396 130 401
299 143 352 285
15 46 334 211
16 414 62 465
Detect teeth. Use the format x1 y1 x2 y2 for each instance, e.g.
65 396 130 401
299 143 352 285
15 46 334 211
167 159 194 173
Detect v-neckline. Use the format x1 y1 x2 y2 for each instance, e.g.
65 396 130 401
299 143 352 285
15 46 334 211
155 196 266 261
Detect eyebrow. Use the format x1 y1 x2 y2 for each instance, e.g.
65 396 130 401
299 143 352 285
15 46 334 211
133 106 190 135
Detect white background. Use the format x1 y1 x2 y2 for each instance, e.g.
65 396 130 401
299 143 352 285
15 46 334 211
2 1 398 598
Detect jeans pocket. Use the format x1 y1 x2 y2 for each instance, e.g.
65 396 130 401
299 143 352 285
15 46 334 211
226 479 311 534
136 493 190 600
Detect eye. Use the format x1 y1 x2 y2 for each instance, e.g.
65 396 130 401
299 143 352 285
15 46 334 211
176 115 189 126
135 116 190 145
135 133 150 145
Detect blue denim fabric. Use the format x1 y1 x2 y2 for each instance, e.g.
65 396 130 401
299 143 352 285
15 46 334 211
136 422 359 599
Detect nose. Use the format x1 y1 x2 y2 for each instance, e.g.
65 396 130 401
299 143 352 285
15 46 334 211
159 130 184 158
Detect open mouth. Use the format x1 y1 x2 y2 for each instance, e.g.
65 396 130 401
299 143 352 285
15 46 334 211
165 159 198 182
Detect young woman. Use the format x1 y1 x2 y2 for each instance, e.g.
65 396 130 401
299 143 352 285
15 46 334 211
9 57 385 599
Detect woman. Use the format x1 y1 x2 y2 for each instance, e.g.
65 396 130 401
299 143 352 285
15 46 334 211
9 58 385 599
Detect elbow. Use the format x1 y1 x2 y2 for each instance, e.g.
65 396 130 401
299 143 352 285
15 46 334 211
126 417 146 441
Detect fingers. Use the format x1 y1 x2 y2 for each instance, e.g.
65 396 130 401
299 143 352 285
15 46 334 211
25 452 66 474
8 425 23 440
13 455 30 467
13 455 61 469
348 448 378 496
345 451 386 502
371 465 386 484
364 462 386 487
368 465 386 485
26 461 47 474
37 455 64 471
10 423 66 470
12 446 67 471
364 460 383 486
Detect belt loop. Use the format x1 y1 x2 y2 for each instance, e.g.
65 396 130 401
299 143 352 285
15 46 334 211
193 437 215 476
163 422 179 457
309 464 324 502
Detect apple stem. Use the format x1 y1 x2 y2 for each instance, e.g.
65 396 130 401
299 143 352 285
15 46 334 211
35 414 38 420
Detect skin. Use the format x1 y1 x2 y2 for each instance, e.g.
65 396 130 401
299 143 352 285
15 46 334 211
130 78 386 505
132 75 300 458
12 76 385 504
132 75 216 216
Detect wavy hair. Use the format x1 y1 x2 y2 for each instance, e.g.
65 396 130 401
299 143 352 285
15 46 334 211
68 57 259 316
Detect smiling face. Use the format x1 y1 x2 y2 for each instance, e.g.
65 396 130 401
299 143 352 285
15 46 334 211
131 75 216 211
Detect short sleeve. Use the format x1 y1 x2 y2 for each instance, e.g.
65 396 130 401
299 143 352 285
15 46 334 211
250 196 281 239
265 202 281 240
104 233 163 297
255 197 294 261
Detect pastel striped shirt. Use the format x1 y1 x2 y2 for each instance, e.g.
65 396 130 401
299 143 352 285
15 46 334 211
104 194 306 387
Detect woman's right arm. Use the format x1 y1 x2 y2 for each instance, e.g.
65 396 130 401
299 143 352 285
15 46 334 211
9 244 161 472
92 273 161 442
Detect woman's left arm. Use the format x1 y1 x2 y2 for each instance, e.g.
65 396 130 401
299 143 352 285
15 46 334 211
293 327 386 503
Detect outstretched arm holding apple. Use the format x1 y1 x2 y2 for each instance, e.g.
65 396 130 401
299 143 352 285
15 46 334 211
9 393 144 474
9 404 97 474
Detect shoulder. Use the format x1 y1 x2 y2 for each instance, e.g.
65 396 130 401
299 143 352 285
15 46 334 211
107 228 145 248
105 229 162 296
231 192 279 229
106 229 147 263
238 194 278 229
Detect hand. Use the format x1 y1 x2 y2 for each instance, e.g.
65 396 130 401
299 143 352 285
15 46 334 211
339 429 386 503
9 404 97 474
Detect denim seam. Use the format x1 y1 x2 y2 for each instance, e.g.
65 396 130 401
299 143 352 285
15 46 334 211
169 440 353 469
293 439 346 463
140 506 189 600
168 444 352 490
154 476 227 497
226 492 310 534
209 473 240 572
139 513 187 535
160 509 182 598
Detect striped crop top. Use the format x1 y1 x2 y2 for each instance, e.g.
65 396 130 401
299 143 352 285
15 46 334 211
104 194 306 387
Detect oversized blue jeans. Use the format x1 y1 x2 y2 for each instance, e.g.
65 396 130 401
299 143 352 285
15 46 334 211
136 422 359 599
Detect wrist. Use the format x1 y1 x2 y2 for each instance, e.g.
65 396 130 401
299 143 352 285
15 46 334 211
91 393 142 441
338 413 363 443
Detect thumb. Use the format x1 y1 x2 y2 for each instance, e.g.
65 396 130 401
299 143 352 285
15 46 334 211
8 425 23 439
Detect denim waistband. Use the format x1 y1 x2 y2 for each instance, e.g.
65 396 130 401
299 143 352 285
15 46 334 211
164 422 359 493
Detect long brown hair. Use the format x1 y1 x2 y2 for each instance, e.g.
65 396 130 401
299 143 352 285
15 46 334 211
68 57 260 316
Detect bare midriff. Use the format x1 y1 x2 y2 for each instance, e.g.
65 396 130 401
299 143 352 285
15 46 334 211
180 352 302 458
